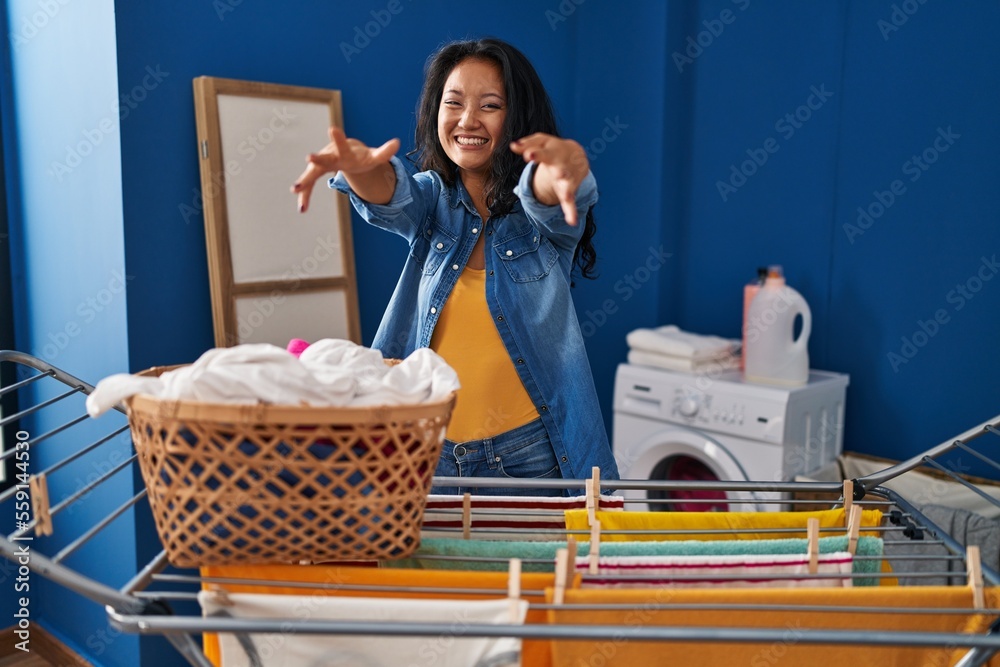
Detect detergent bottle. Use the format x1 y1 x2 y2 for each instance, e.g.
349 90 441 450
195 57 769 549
744 265 811 386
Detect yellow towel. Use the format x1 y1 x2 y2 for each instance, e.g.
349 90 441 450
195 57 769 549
565 507 883 541
545 585 1000 666
200 564 577 667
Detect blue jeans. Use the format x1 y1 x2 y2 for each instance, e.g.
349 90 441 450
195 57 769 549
431 418 564 496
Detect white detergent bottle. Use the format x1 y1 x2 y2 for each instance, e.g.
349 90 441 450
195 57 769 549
744 265 812 386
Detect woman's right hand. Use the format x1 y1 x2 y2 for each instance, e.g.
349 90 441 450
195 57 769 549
291 126 399 213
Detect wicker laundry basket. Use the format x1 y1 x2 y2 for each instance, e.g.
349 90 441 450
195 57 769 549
126 365 455 567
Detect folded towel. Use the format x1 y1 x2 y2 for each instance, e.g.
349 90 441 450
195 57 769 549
421 493 625 541
627 349 741 374
199 590 527 667
578 551 855 589
387 535 884 585
86 339 460 417
566 508 884 542
626 325 738 361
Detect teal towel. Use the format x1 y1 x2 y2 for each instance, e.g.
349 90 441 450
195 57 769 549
387 536 884 586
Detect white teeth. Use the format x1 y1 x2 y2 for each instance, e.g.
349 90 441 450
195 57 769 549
456 136 488 146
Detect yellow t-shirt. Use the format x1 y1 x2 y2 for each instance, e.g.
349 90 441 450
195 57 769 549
430 266 539 441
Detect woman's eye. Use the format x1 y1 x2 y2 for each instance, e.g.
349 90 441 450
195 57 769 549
444 100 461 107
483 104 502 110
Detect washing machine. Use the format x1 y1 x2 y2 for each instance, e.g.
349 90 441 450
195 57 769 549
613 363 849 512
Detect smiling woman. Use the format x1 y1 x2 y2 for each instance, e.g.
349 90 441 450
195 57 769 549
291 37 619 496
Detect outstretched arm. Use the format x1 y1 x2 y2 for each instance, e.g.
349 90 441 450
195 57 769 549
510 133 590 226
291 126 400 212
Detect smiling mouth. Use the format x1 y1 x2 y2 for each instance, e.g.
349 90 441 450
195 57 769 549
455 136 489 146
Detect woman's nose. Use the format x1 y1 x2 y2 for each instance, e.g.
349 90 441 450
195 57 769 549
458 108 479 128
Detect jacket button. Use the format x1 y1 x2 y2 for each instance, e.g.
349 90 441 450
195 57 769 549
505 250 513 257
452 264 459 270
497 315 503 321
540 405 548 412
430 307 437 314
436 242 444 249
517 358 524 364
489 270 494 276
561 456 568 462
472 227 479 234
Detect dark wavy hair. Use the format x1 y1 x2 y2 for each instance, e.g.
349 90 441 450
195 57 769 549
411 37 597 281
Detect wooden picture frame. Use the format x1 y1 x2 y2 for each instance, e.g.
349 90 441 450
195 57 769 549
192 76 361 348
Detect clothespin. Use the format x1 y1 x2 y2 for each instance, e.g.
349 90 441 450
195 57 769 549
462 492 472 540
209 586 234 607
588 520 602 575
847 505 862 556
967 545 985 610
807 518 820 575
585 479 596 528
29 473 53 537
554 548 569 605
590 466 601 513
842 480 854 527
507 558 522 622
566 537 578 574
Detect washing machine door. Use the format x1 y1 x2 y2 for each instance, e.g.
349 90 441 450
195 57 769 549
617 425 761 512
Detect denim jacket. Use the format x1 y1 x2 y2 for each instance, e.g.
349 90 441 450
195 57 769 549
330 157 619 483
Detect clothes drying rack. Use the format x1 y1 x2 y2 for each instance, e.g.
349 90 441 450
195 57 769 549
1 349 999 666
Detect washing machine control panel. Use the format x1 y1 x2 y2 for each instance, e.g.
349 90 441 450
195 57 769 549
672 390 745 426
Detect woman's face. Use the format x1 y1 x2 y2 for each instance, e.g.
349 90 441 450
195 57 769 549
437 58 507 178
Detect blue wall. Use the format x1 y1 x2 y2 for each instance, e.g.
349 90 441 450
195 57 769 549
672 0 1000 466
4 1 999 664
3 0 139 664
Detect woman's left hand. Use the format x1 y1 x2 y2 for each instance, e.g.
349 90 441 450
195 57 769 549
510 133 589 226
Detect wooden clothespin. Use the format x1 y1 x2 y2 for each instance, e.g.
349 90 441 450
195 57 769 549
807 518 820 575
590 466 601 512
554 548 569 605
209 586 234 607
588 521 602 575
29 473 53 537
847 505 862 556
585 480 596 528
967 545 985 610
462 492 472 540
842 480 854 527
507 558 522 622
566 537 578 574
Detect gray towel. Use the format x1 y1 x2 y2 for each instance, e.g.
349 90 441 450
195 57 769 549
885 504 1000 586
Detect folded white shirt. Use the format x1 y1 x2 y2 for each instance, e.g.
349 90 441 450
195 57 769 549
626 325 738 360
85 340 460 417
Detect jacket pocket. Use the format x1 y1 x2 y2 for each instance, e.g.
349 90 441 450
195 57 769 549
493 227 558 283
410 223 456 275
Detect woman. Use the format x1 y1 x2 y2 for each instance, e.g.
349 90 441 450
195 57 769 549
292 38 619 495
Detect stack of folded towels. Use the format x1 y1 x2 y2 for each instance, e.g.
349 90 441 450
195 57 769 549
626 324 740 373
